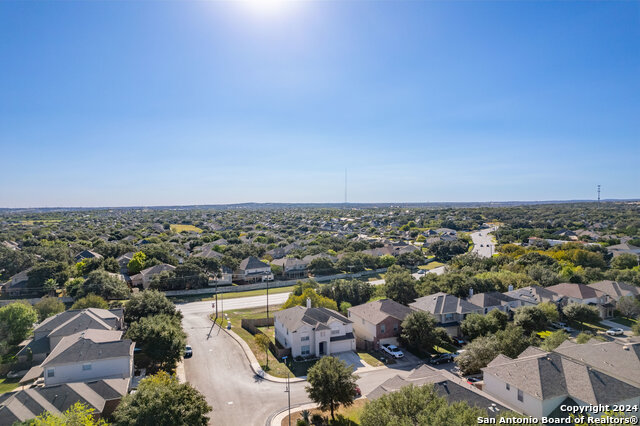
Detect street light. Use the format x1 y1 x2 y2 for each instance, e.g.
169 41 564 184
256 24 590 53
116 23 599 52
282 356 291 426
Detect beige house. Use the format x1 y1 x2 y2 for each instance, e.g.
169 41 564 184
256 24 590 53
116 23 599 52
275 302 355 358
409 292 482 336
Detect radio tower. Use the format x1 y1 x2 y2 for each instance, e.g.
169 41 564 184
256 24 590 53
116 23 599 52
597 184 601 205
344 168 348 205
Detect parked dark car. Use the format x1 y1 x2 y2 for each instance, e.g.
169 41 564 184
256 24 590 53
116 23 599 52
184 345 193 358
429 353 454 365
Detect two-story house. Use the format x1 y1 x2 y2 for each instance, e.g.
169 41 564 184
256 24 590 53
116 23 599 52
41 329 134 386
466 291 520 315
483 346 640 420
347 299 412 350
274 302 355 358
545 283 614 319
409 292 482 336
130 263 176 289
234 256 274 283
587 280 640 302
271 257 309 279
502 285 559 307
17 308 124 363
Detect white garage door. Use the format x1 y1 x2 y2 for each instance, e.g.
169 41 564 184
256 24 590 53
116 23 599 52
330 339 354 354
379 337 399 346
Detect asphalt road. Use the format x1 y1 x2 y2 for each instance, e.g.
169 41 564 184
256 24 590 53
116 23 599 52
178 298 422 426
178 292 291 316
470 227 497 258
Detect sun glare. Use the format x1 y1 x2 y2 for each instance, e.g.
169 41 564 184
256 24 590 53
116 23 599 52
241 0 290 15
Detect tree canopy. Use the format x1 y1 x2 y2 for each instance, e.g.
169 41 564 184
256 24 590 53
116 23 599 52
305 356 359 421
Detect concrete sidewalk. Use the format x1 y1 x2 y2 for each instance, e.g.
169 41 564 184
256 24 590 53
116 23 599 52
601 319 631 331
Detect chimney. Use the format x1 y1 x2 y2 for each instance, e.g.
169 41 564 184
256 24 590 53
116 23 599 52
469 288 474 297
306 298 312 309
508 285 514 292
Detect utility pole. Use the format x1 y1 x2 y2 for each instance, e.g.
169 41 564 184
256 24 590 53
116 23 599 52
266 279 269 326
597 184 601 206
207 274 219 338
287 371 291 426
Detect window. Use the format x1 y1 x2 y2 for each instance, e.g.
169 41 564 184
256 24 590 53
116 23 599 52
517 389 523 402
301 335 309 342
393 324 398 332
444 313 454 321
47 369 55 378
380 324 386 333
331 329 340 335
506 383 510 391
284 339 288 346
82 363 92 371
301 345 310 355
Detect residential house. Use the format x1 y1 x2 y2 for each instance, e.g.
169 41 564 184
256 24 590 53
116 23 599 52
503 285 559 307
368 365 509 417
587 280 640 302
1 241 20 251
116 252 134 274
274 303 355 358
482 347 640 419
545 283 614 319
0 268 31 297
234 256 273 283
17 308 124 364
347 299 412 349
0 378 130 426
209 266 233 286
607 243 640 258
130 263 176 289
466 291 520 315
40 330 134 386
409 292 482 336
270 257 308 279
192 244 224 260
554 339 640 387
74 250 103 263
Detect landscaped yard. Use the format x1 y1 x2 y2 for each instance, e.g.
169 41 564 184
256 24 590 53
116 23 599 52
213 307 316 378
569 320 608 333
610 317 637 327
169 285 295 303
0 377 20 395
169 224 203 233
357 351 384 367
418 261 445 271
282 398 367 426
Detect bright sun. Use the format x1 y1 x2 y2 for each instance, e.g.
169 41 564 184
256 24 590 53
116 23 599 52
242 0 289 15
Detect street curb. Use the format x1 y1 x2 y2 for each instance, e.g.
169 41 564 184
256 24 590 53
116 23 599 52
211 317 306 384
267 402 318 426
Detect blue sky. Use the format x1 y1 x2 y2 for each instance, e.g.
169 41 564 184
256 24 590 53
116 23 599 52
1 1 639 207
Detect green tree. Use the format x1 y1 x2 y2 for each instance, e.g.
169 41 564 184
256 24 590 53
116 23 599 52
541 330 568 352
455 335 501 375
124 289 181 324
307 257 336 275
460 310 506 341
611 253 639 270
513 306 548 334
254 333 271 369
305 356 359 421
377 254 396 268
562 303 601 329
125 314 186 371
127 251 147 275
400 311 442 356
537 301 560 323
33 297 65 322
360 384 500 426
29 402 107 426
71 293 109 310
0 301 38 345
113 371 211 426
80 270 130 300
616 296 640 318
282 288 338 311
384 265 417 305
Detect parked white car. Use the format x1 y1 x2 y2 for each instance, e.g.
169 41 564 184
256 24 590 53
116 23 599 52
381 344 404 359
606 328 624 336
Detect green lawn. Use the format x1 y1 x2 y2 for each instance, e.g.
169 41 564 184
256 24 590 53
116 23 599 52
418 261 445 271
213 307 316 378
0 377 20 395
170 285 295 303
610 317 637 327
569 320 608 333
357 351 385 367
169 224 203 233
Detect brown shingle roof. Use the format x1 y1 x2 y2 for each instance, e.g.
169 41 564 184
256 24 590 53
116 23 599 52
348 299 413 324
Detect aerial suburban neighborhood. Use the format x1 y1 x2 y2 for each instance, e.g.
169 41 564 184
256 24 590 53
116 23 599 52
1 202 640 425
2 0 638 424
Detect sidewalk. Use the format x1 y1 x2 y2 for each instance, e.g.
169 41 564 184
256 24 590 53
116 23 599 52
601 319 631 331
269 402 318 426
215 320 306 384
176 359 186 383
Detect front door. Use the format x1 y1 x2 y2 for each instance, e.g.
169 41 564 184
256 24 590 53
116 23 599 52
319 341 326 355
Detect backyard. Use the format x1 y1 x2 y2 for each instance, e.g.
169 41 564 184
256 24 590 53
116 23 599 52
0 377 20 395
